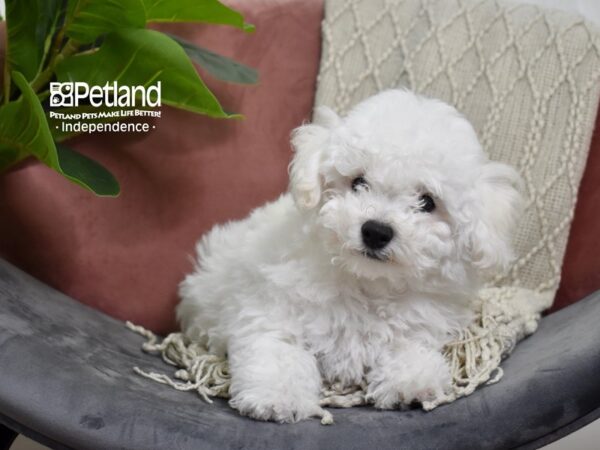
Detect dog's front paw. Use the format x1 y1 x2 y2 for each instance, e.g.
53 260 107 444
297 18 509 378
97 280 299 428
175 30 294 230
230 391 323 423
367 369 451 409
367 354 452 409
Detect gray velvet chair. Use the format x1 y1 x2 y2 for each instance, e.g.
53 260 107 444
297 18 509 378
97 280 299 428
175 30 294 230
0 258 599 450
2 0 600 447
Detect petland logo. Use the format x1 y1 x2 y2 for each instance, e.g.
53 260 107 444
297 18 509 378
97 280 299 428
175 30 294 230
48 81 162 134
50 81 161 108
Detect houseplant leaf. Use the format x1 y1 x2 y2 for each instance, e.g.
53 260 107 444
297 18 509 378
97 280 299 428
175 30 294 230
0 71 62 170
4 0 62 83
142 0 255 32
55 144 120 196
55 29 238 118
0 71 119 196
64 0 146 44
168 34 258 85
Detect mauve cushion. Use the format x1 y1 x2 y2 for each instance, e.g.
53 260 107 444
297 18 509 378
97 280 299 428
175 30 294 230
0 0 324 334
553 108 600 312
0 0 597 332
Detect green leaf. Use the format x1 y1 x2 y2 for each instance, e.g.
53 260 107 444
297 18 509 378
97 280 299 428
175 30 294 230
4 0 62 81
0 71 120 196
167 33 258 85
0 71 61 169
142 0 254 32
56 29 238 118
65 0 146 44
56 144 120 196
0 146 20 170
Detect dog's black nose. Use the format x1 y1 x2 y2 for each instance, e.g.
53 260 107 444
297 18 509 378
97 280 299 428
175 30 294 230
361 220 394 250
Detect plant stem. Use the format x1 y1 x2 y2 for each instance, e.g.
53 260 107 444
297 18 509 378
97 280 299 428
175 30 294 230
30 39 79 93
2 74 8 105
2 50 9 105
29 16 68 94
44 25 65 70
37 90 50 102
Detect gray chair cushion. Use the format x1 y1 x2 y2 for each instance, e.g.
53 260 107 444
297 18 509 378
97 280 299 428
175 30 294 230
0 258 599 450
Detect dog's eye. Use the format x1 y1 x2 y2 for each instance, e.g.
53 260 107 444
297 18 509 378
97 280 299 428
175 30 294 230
419 194 436 213
351 176 369 192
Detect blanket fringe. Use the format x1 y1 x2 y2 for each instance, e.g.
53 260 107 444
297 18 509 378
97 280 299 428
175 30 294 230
126 287 546 423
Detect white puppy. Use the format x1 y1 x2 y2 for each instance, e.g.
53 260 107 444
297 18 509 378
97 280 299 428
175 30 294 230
177 90 522 423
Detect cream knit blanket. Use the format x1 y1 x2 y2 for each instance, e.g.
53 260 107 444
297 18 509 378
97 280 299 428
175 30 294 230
129 0 600 422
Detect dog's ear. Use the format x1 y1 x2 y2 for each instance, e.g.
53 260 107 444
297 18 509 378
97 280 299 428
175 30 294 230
289 106 340 210
465 161 524 276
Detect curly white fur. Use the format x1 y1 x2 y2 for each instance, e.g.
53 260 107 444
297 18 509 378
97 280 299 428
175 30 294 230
177 90 523 423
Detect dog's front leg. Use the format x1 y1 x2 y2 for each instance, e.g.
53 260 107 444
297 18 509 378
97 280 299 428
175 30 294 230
227 333 323 423
366 341 451 409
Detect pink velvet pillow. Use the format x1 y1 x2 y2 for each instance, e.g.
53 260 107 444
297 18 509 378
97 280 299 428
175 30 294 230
0 0 324 334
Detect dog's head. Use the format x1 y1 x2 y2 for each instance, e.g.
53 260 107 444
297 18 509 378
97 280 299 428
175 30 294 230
289 90 523 292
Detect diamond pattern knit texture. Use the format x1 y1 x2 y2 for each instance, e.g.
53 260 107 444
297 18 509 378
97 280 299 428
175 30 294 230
316 0 600 307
